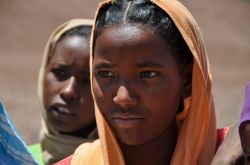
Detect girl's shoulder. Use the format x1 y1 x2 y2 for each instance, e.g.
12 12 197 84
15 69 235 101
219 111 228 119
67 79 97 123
54 139 103 165
55 127 243 165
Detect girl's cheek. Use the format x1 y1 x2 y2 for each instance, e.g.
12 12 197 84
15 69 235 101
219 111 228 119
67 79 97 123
93 81 105 100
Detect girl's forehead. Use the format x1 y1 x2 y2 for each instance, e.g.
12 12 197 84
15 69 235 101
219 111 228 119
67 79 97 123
95 25 165 51
109 25 148 40
98 24 153 37
94 25 173 61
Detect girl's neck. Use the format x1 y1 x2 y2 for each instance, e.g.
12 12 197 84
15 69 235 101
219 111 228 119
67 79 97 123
119 123 178 165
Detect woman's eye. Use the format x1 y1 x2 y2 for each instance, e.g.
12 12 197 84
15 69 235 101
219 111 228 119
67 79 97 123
51 68 69 80
140 71 159 78
98 71 115 78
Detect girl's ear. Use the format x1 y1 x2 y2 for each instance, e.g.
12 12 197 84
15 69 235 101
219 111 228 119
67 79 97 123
181 62 193 99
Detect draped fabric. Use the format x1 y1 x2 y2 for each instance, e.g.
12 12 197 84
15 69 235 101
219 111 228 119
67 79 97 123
72 0 217 164
37 19 98 164
0 102 38 165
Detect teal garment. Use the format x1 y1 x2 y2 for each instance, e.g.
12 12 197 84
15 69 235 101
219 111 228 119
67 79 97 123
0 101 39 165
28 143 45 165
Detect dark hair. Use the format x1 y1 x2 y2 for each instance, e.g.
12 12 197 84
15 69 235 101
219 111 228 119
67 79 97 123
94 0 193 73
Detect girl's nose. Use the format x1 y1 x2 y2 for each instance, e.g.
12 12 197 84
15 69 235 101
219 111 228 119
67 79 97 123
60 77 78 102
113 85 137 109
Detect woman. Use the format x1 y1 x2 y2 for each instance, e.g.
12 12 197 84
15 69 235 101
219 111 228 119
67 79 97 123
29 19 97 165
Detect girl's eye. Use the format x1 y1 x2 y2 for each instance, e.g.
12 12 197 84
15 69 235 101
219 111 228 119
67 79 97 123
98 71 115 78
140 71 159 78
51 68 69 81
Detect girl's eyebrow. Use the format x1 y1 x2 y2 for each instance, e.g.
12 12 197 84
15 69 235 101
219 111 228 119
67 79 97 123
94 61 164 69
135 61 163 68
94 62 117 69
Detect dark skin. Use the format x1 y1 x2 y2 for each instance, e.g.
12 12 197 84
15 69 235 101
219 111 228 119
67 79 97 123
43 35 95 137
93 25 191 165
240 122 250 164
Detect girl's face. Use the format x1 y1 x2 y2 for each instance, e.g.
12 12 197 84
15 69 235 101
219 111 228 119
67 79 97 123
93 25 185 145
43 35 95 133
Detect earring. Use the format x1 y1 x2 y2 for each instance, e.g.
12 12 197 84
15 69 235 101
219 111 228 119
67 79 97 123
176 96 191 129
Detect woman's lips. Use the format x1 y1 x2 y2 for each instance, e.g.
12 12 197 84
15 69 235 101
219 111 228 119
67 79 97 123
55 106 74 115
50 106 76 123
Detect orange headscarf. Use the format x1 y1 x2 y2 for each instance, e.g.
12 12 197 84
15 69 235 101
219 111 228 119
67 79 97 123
72 0 217 164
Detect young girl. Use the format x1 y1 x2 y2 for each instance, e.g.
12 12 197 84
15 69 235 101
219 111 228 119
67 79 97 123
59 0 217 164
30 19 97 165
65 0 218 164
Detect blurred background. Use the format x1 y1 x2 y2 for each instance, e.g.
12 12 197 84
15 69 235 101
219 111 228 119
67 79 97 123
0 0 249 144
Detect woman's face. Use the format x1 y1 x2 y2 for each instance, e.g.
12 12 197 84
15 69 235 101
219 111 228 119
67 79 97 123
93 25 185 146
43 35 95 133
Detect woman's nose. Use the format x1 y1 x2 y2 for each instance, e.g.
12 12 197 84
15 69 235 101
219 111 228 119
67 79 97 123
113 85 137 109
60 77 78 102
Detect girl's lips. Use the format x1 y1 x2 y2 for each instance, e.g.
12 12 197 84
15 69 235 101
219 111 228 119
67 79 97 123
112 118 144 129
112 113 143 119
112 114 144 128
